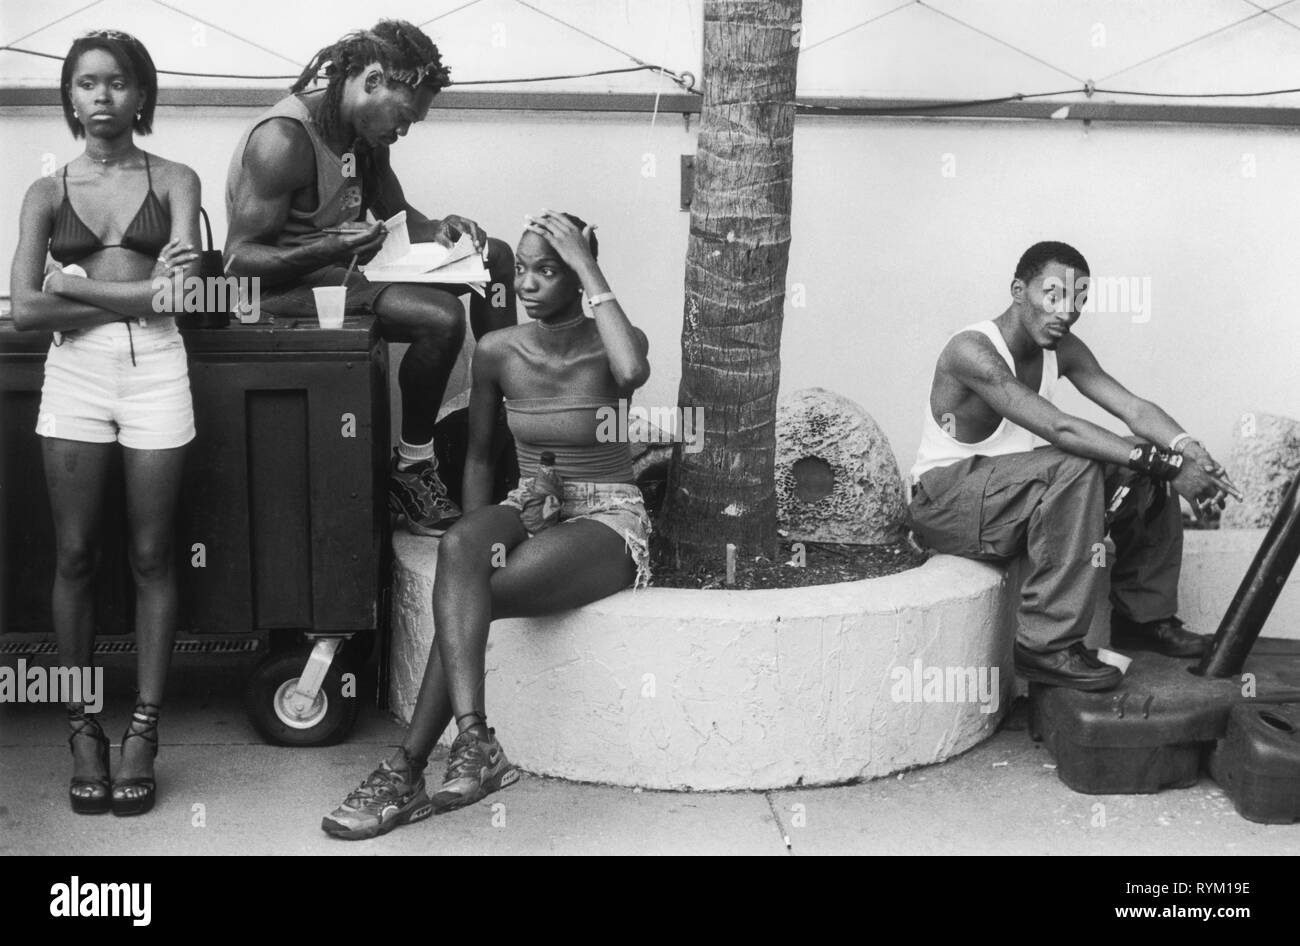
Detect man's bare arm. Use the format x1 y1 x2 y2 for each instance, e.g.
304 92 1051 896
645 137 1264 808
1058 335 1188 446
224 120 385 285
948 332 1136 465
1059 334 1241 505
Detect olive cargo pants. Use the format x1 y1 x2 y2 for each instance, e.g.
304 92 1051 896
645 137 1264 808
908 447 1183 653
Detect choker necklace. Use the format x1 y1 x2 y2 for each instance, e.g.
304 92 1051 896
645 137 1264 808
536 313 587 331
87 150 135 166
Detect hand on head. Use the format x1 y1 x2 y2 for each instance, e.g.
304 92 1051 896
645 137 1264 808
523 210 596 273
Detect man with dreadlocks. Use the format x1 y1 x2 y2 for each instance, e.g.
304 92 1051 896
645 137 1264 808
225 20 515 535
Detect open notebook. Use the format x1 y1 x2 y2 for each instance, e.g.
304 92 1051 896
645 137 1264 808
360 211 490 295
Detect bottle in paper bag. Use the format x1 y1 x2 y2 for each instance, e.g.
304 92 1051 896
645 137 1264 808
519 451 564 533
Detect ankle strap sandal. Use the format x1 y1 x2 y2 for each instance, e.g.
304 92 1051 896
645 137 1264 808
67 703 111 815
111 701 161 817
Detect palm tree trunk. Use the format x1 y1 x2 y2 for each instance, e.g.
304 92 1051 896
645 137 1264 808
658 0 802 571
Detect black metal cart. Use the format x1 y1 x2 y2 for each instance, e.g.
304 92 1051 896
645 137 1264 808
0 315 391 746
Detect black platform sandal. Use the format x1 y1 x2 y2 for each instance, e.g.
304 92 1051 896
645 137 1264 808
111 702 160 817
67 703 111 815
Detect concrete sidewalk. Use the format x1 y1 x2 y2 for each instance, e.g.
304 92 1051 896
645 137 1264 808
2 656 1297 856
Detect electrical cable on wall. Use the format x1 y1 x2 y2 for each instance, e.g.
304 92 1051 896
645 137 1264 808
794 85 1300 116
6 44 1300 109
0 44 701 92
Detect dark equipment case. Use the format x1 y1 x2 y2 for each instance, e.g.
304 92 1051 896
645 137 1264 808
1031 474 1300 816
0 315 391 745
1208 701 1300 824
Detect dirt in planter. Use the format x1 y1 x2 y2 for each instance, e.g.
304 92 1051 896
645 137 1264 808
650 538 928 590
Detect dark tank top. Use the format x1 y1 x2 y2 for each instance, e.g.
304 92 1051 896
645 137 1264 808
224 91 364 247
505 396 635 483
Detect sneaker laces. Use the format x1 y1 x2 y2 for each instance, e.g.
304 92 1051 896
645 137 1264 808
345 759 418 806
392 457 453 505
414 461 452 500
445 732 489 781
390 461 457 522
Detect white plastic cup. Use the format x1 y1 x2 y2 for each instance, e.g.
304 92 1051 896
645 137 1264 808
311 286 346 329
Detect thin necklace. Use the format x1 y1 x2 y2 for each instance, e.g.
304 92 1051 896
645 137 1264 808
536 313 587 332
86 147 137 166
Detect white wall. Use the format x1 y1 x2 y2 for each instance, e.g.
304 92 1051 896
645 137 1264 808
784 113 1300 470
9 0 1300 104
0 0 702 92
0 104 696 437
4 105 1300 469
7 1 1300 468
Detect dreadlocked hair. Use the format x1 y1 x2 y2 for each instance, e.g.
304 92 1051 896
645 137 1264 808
290 20 451 145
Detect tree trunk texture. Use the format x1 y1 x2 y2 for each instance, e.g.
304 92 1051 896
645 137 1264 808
658 0 802 571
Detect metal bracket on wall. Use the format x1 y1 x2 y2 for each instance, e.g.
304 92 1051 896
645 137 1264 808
680 154 695 212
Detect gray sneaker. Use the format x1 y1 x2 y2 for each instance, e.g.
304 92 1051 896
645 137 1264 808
430 729 520 813
388 452 461 536
321 753 433 840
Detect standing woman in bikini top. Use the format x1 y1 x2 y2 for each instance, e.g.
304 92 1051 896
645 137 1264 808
323 210 653 840
9 30 201 817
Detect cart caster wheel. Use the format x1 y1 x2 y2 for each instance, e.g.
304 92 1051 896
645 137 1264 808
244 646 360 746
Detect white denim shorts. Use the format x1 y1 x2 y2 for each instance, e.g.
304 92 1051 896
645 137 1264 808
38 320 195 450
500 478 652 589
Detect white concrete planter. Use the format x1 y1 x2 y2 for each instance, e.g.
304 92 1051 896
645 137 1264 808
388 534 1014 790
387 528 1300 790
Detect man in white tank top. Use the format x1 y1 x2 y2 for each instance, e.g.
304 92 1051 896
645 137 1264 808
908 242 1240 691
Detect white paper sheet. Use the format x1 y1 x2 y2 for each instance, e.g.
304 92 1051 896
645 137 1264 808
362 215 489 289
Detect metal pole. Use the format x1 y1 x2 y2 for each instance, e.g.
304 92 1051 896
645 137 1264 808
1199 473 1300 678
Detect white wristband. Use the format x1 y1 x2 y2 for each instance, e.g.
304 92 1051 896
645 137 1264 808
1169 432 1194 453
586 292 617 307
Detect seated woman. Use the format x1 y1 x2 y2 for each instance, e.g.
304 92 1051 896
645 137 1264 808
323 210 651 840
9 30 201 816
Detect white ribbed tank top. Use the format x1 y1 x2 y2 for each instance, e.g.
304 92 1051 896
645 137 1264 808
910 320 1058 482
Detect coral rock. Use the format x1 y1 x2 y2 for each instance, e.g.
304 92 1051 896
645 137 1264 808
1222 412 1300 528
775 388 905 544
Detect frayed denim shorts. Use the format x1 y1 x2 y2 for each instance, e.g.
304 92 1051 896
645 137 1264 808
500 479 652 589
38 320 194 450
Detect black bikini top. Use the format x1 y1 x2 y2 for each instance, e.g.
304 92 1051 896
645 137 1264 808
49 152 170 265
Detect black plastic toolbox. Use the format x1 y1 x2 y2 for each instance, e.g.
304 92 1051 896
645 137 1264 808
1208 701 1300 824
1029 642 1300 794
